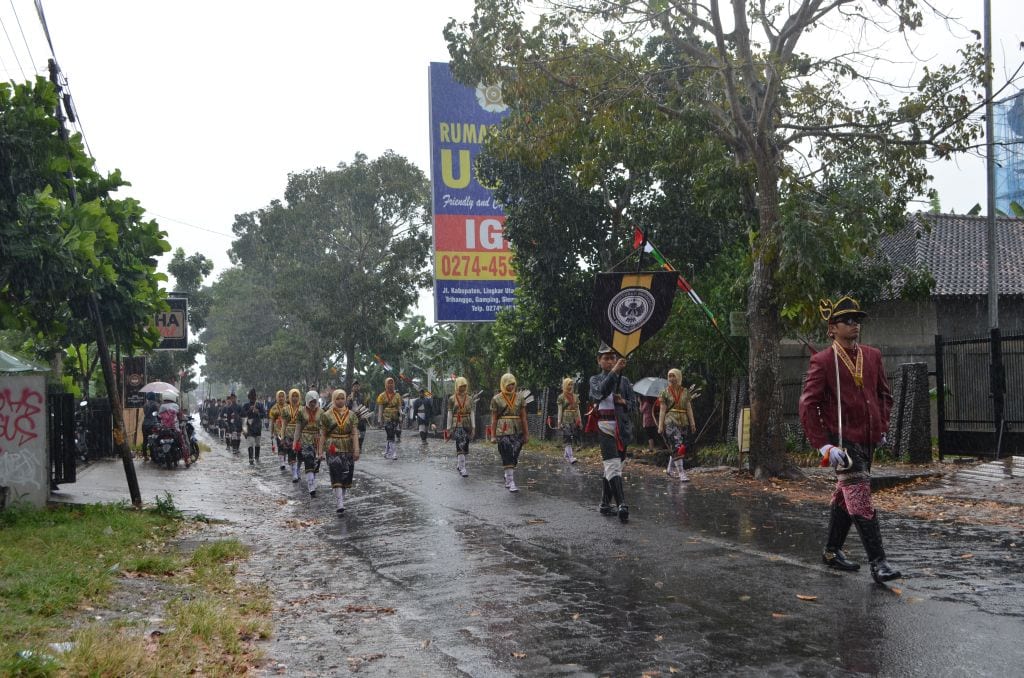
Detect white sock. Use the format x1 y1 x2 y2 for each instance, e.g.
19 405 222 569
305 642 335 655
677 459 687 477
306 472 315 492
334 487 344 508
667 457 675 473
292 462 300 479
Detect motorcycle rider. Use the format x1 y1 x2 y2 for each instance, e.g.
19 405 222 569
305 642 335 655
157 392 189 468
141 392 160 462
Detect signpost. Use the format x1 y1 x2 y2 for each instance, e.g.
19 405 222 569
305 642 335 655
156 296 188 350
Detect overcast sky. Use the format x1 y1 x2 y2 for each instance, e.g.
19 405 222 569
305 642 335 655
3 1 1023 321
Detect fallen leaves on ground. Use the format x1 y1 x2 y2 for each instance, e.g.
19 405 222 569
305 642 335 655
343 604 395 615
796 594 818 602
511 651 527 658
283 518 318 529
771 612 787 619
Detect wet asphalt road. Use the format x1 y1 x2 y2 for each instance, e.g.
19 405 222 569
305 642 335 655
60 428 1024 676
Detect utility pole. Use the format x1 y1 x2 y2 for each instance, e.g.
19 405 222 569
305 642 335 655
983 0 1006 458
48 58 143 506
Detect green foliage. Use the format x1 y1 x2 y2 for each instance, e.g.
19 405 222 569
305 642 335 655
0 78 170 360
152 491 183 519
206 152 432 391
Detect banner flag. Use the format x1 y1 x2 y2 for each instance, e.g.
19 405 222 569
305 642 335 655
590 271 678 357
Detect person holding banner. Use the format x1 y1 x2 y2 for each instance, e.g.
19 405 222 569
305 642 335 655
447 377 475 477
658 369 696 482
292 390 323 498
281 389 303 482
376 377 403 460
317 389 360 514
588 344 635 523
268 390 288 470
489 373 529 492
555 378 581 464
799 295 900 584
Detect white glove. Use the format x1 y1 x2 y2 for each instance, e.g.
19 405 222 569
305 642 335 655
819 444 852 471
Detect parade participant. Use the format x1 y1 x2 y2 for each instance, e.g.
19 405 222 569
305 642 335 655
657 369 697 482
349 380 367 450
413 390 434 444
241 388 266 465
447 377 474 477
489 373 529 492
640 396 660 454
292 390 322 498
799 295 900 584
376 377 403 460
588 343 635 522
268 390 288 470
555 377 581 464
281 389 303 482
221 393 243 454
141 392 160 461
318 389 360 513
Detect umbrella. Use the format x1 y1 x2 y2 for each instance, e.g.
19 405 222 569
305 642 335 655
139 381 179 395
632 376 668 398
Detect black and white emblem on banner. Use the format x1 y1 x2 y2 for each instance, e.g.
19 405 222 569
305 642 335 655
591 271 678 357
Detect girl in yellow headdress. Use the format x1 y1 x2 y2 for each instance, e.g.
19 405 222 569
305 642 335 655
490 373 529 492
376 377 403 460
658 368 697 482
447 377 475 477
556 377 581 464
268 390 288 470
318 389 360 513
281 389 303 482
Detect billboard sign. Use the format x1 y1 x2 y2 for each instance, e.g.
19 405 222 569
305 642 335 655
123 356 147 409
428 62 516 322
156 296 188 350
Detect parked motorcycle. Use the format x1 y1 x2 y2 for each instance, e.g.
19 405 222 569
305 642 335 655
185 416 200 463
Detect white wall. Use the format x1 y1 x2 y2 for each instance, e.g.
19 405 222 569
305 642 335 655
0 374 49 509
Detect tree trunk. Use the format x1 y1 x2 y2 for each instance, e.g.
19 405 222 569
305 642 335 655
344 341 356 390
745 160 792 479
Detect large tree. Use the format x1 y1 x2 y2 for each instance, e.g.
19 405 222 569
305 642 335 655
447 0 993 477
222 151 432 390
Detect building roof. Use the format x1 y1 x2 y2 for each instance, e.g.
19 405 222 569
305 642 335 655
0 350 48 373
880 213 1024 297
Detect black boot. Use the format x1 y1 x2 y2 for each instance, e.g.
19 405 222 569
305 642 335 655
248 447 254 464
599 479 615 516
420 431 428 443
822 504 860 571
254 446 260 462
854 514 902 583
610 476 628 523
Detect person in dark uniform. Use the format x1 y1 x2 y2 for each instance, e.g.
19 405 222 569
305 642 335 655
241 388 266 465
799 295 901 584
588 343 635 523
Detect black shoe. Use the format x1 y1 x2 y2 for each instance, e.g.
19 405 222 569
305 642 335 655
870 559 902 583
280 464 286 470
336 507 345 514
822 548 860 571
599 504 616 516
618 505 629 523
249 459 254 465
309 490 317 498
292 477 299 483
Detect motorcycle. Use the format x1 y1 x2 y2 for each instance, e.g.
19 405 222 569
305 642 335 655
185 416 200 463
148 426 184 469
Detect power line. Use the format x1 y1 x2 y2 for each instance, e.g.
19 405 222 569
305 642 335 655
9 0 38 74
0 15 27 80
150 212 234 239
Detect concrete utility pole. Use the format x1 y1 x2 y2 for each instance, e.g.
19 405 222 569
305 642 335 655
48 58 143 505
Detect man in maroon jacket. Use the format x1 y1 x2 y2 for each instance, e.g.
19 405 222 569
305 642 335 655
799 296 901 584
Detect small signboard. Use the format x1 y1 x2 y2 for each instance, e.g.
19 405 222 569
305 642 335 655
156 297 188 350
736 407 751 454
123 356 147 409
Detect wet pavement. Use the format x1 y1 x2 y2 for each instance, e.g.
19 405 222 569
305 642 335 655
52 431 1024 677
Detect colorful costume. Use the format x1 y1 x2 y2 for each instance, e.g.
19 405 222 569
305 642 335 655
799 295 900 583
319 390 358 513
292 391 322 496
268 390 287 469
490 373 527 492
659 370 696 481
556 378 581 464
448 377 474 477
280 390 303 482
377 380 403 460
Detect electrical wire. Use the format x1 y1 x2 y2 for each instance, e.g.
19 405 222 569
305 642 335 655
9 0 38 74
0 15 27 80
150 213 234 239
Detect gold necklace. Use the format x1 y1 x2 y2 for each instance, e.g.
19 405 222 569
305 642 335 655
833 341 863 388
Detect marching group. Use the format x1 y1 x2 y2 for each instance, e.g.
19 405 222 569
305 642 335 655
192 344 700 524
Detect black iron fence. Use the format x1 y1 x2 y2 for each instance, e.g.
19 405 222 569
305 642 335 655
935 331 1023 457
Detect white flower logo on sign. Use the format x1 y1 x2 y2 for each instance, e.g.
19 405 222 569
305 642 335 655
476 82 508 113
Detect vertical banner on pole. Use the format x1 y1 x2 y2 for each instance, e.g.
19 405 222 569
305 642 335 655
429 62 516 322
123 357 147 409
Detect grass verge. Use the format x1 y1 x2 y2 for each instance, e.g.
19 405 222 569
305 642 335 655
0 499 270 676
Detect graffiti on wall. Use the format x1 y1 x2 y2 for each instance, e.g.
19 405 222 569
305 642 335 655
0 386 45 491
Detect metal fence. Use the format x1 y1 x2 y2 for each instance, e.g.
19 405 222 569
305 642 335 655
935 331 1023 457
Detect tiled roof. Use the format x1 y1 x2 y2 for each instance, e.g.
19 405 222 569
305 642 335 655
880 213 1024 296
